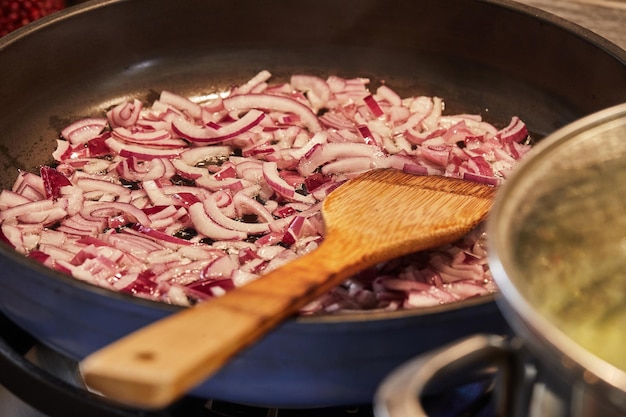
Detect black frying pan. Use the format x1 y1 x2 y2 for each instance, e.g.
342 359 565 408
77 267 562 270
0 0 624 408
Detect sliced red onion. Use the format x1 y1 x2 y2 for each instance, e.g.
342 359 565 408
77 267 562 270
142 180 182 206
0 200 55 222
107 99 143 128
357 125 378 146
142 158 175 182
58 215 105 236
12 172 45 198
319 112 356 130
112 127 179 145
61 118 108 145
232 192 274 223
281 215 307 245
75 178 131 198
462 172 499 186
81 202 151 227
290 74 331 111
297 142 382 176
203 195 269 235
0 190 33 211
376 85 402 106
180 145 233 166
498 116 529 144
363 94 385 118
320 156 372 176
223 94 322 133
40 166 72 200
104 137 184 160
131 224 195 246
233 70 273 95
188 202 247 241
195 175 248 193
420 145 450 167
262 161 315 204
173 109 265 143
0 71 532 314
86 133 113 158
159 90 203 120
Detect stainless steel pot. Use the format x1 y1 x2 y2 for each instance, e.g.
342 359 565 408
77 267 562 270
374 103 626 417
1 0 625 408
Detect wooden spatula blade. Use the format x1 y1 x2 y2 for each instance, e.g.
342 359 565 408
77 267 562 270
323 170 496 259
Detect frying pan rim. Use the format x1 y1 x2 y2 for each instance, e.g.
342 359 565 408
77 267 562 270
1 0 625 61
0 242 497 324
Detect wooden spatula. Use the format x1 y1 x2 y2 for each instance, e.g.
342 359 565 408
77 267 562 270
80 168 496 409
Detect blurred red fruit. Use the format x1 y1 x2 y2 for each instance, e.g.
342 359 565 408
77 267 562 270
0 0 66 37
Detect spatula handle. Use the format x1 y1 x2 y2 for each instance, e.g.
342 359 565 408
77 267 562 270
80 238 356 409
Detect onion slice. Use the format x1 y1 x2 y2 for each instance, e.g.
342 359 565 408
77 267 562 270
172 109 265 143
223 94 322 133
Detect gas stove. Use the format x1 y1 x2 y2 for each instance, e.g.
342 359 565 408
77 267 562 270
1 312 495 417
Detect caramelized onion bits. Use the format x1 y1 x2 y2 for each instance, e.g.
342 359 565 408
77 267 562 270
0 71 531 312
